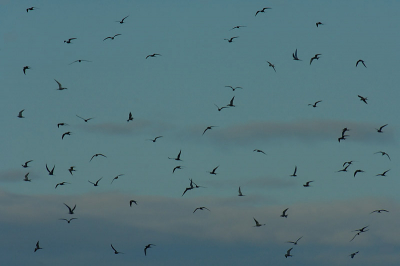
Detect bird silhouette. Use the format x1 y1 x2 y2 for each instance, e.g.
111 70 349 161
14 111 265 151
292 49 301 60
224 36 238 43
337 165 350 172
358 95 368 104
168 150 182 161
34 241 42 252
310 54 321 65
55 79 67 90
356 59 367 68
27 7 38 12
144 244 155 256
316 22 323 27
69 59 91 65
111 174 124 184
353 169 364 177
173 166 182 173
64 203 76 214
238 186 245 196
350 226 369 241
146 53 161 59
287 236 302 245
64 38 77 44
46 164 55 175
193 207 210 213
253 217 265 227
76 115 94 122
90 153 107 161
280 208 289 218
23 66 30 74
68 166 76 175
55 182 69 189
253 149 266 155
303 181 313 187
376 169 390 177
203 126 216 135
231 25 246 30
267 61 276 72
227 96 236 107
22 160 33 168
370 209 389 214
374 151 391 160
255 7 271 16
290 166 297 176
18 109 25 118
208 165 219 175
129 200 137 206
376 124 388 133
308 100 322 107
147 136 163 142
103 34 121 41
349 251 359 259
88 177 102 186
127 112 133 122
23 173 31 182
285 248 293 258
116 15 129 24
214 104 229 111
225 85 242 91
111 244 123 254
57 123 69 128
59 218 77 223
62 131 71 139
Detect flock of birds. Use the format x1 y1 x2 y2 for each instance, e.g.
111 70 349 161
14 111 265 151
6 4 395 265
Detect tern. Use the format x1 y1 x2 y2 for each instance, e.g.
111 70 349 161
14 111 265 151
357 95 368 104
208 165 219 175
310 54 321 65
103 34 121 41
111 244 123 254
376 124 388 133
255 7 271 16
350 251 359 259
64 38 77 44
57 123 69 128
285 248 293 258
168 150 182 161
127 112 133 122
280 208 289 218
253 217 265 227
353 169 364 177
46 164 55 175
308 100 322 107
18 109 25 118
227 96 235 107
59 218 77 223
231 25 246 30
224 36 238 43
203 126 216 135
374 151 391 160
23 66 30 74
267 61 276 72
69 59 91 65
76 115 94 122
287 236 302 245
290 166 297 177
225 85 242 91
34 241 42 252
238 186 245 196
253 149 266 155
303 181 313 187
193 207 210 213
376 169 390 177
343 161 355 167
144 244 155 256
64 203 76 214
22 160 33 168
316 22 323 27
337 165 350 172
214 104 229 111
88 177 102 186
147 136 163 142
370 209 389 214
68 166 76 175
146 53 161 59
173 166 182 173
55 182 69 189
116 15 129 24
27 7 38 12
23 173 31 182
90 153 107 161
129 200 137 206
62 131 71 139
111 174 124 184
55 79 67 90
292 49 301 61
356 59 367 68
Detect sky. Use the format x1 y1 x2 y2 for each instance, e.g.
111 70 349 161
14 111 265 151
1 0 399 265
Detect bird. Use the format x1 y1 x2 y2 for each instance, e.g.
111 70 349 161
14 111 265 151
90 153 107 161
23 173 31 182
208 165 219 175
69 59 91 65
116 15 129 24
68 166 76 175
144 244 155 256
46 164 55 175
376 124 388 133
349 251 359 259
227 96 235 107
23 66 30 74
267 61 276 72
203 126 216 135
350 226 369 241
173 166 182 173
253 217 265 227
308 100 322 107
303 181 313 187
55 182 69 189
370 209 389 214
374 151 391 160
214 104 229 111
88 177 102 186
168 150 182 161
358 95 368 104
111 244 123 254
253 149 266 155
17 109 25 118
231 25 246 30
356 59 367 68
376 169 390 177
255 7 271 16
238 186 245 196
27 7 38 12
147 136 163 142
280 208 289 218
338 135 349 142
290 166 297 177
343 160 355 167
182 186 193 196
64 203 76 214
353 169 364 177
310 54 321 65
22 160 33 168
62 131 71 140
55 79 67 90
103 34 121 41
316 22 323 27
129 200 137 206
64 38 76 44
287 236 303 245
285 248 293 258
337 165 350 172
76 115 94 122
225 85 242 91
57 123 69 128
127 112 133 122
111 174 124 184
193 207 210 213
224 36 238 43
146 53 161 59
34 241 42 252
59 218 77 223
190 179 205 189
292 49 301 60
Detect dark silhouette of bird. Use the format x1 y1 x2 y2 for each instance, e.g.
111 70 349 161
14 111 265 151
64 203 76 214
208 165 219 175
90 153 107 161
27 7 38 12
280 208 289 218
376 124 388 133
69 59 91 65
227 96 236 107
374 151 391 160
144 244 155 256
292 49 301 60
127 112 133 122
253 217 265 227
23 66 30 74
376 169 390 177
34 241 42 252
168 150 182 161
46 164 55 175
76 115 93 122
287 236 302 245
231 25 246 30
182 186 193 196
146 53 161 59
173 166 182 173
68 166 76 175
350 226 369 241
116 15 129 24
310 54 321 65
358 95 368 104
147 136 163 142
255 7 271 16
338 135 349 142
193 207 210 213
203 126 216 135
308 100 322 107
253 149 266 155
23 173 31 182
62 131 71 139
22 160 33 168
356 59 366 68
129 200 137 206
111 174 124 184
225 85 242 91
337 165 350 172
103 34 121 41
214 104 229 111
290 166 297 177
316 22 323 27
18 109 25 118
238 186 245 196
88 177 102 186
59 218 77 223
370 209 389 214
64 38 77 44
267 61 276 72
111 244 123 254
57 123 69 128
303 181 313 187
285 248 293 258
55 182 69 189
343 161 355 167
224 36 238 43
353 169 364 177
55 79 67 90
349 251 359 259
190 179 205 189
342 128 350 136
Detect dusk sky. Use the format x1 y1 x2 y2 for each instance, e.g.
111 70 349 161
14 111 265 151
1 1 400 265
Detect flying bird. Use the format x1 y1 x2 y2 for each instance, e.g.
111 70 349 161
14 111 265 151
27 7 38 12
349 251 359 259
376 169 390 177
214 104 229 111
231 25 246 30
103 34 121 41
337 165 350 172
227 96 236 107
316 22 323 27
147 136 163 142
224 36 238 43
23 66 30 74
356 59 367 68
280 208 289 218
225 85 242 91
238 186 245 196
208 165 219 175
376 124 388 133
57 123 69 128
303 181 313 187
111 174 124 184
310 54 321 65
68 166 76 175
111 244 123 254
182 186 193 196
290 166 297 177
253 149 266 155
338 135 349 142
76 115 94 122
168 150 182 161
22 160 33 168
64 38 77 44
343 160 355 167
116 15 129 24
267 61 276 72
203 126 216 135
144 244 155 256
370 209 389 214
285 248 293 258
18 109 25 118
129 200 137 206
146 53 161 59
308 100 322 107
357 95 368 104
90 153 107 161
62 131 71 139
127 112 133 122
23 173 31 182
34 241 42 252
64 203 76 214
59 218 77 223
172 166 182 173
374 151 391 160
353 169 364 177
253 217 265 227
287 236 303 245
55 182 69 189
350 226 369 241
88 177 102 186
69 59 91 65
255 7 271 16
46 164 55 175
292 49 301 60
55 79 67 90
193 207 210 213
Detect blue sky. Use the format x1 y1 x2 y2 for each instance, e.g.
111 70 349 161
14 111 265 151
1 1 399 265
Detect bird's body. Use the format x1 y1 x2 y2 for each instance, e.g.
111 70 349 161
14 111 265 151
129 200 137 206
376 169 390 177
374 151 391 160
316 22 323 27
308 100 322 107
46 164 55 175
350 251 359 259
285 248 293 258
267 61 276 72
292 49 301 60
59 218 77 223
356 59 367 68
169 150 182 161
214 104 229 111
310 54 321 65
337 165 349 172
116 15 129 24
27 7 38 12
88 177 102 186
303 181 313 187
57 123 69 128
111 244 123 254
64 38 77 44
22 160 33 168
173 166 182 173
225 85 242 91
24 173 31 182
68 166 76 175
148 136 163 142
146 53 161 59
370 209 389 214
69 59 91 65
353 169 364 177
358 95 368 104
224 36 238 43
55 79 67 90
376 124 388 133
90 153 107 162
193 207 210 213
144 244 155 256
231 25 246 30
127 112 133 122
208 165 219 175
227 96 235 107
203 126 216 135
103 34 121 41
18 109 25 118
253 149 266 155
253 217 265 227
62 131 71 139
287 236 302 245
255 7 271 16
290 166 297 177
34 241 42 252
238 186 245 196
64 203 76 214
111 174 124 184
23 66 30 74
76 115 93 122
280 208 289 218
55 182 69 189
